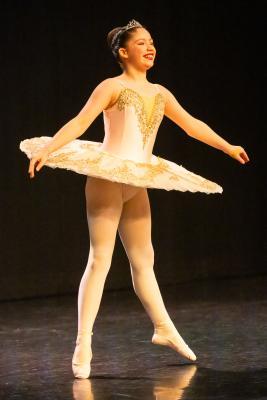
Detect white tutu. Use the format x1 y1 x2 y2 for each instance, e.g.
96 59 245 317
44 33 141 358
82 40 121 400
19 136 223 194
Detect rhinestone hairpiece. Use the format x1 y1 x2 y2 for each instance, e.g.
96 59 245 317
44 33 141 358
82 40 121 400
125 19 143 30
111 19 143 54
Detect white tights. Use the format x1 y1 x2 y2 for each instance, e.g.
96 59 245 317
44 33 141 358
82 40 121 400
77 176 174 335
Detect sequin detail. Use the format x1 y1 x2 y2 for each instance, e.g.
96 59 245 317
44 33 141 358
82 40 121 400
20 136 222 192
117 88 165 148
19 136 223 193
47 150 174 186
48 151 219 191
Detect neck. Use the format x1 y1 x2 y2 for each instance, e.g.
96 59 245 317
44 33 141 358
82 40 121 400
120 65 148 83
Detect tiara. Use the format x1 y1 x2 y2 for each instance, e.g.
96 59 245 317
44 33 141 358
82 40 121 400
125 19 143 30
111 19 143 51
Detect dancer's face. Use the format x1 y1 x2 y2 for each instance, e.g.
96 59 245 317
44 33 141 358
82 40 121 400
119 28 156 70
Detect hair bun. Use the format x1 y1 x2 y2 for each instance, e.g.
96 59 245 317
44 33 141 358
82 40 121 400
107 27 123 50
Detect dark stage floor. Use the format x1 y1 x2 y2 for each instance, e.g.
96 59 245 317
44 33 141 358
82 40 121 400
1 275 267 400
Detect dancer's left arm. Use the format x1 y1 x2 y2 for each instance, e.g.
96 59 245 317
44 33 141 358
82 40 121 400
159 85 250 164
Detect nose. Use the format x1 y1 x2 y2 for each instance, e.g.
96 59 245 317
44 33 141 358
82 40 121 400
147 44 155 53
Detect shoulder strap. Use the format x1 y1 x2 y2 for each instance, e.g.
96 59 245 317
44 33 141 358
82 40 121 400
116 79 127 88
154 83 161 93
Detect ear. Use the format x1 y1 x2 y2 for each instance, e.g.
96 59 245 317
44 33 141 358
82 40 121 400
118 47 128 61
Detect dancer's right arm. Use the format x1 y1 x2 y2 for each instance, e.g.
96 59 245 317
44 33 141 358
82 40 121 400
28 78 117 178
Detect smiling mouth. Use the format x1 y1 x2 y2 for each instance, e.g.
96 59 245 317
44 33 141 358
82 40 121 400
143 54 154 60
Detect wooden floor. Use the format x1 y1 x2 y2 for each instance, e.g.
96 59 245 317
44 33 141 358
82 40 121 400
0 275 267 399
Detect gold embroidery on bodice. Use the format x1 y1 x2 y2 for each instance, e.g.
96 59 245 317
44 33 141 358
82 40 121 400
116 88 165 149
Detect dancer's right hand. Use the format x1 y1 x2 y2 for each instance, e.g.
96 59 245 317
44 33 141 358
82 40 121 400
28 147 50 178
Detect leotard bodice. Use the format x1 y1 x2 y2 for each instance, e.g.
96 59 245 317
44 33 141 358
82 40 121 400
19 79 223 194
99 80 166 163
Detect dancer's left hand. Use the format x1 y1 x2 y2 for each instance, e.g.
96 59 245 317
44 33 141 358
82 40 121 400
227 145 250 164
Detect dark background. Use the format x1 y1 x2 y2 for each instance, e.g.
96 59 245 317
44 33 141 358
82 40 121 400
0 0 265 301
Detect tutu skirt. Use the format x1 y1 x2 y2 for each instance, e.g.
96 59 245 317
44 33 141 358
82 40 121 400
19 136 223 194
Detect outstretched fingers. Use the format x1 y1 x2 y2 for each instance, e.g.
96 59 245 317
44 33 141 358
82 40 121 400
28 157 40 178
240 148 250 163
28 152 49 178
229 146 250 164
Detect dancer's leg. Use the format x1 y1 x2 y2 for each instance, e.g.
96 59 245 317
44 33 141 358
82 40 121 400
118 188 196 361
118 188 171 326
77 177 123 333
73 177 123 378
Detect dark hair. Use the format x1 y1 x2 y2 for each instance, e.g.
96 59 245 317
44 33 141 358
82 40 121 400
107 24 146 65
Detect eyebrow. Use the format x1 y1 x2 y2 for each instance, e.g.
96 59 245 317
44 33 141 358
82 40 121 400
134 38 154 42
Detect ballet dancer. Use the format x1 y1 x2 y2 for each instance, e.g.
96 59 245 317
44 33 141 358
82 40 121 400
21 19 249 379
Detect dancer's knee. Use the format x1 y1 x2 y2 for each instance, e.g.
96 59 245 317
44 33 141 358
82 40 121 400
87 249 113 274
128 245 154 273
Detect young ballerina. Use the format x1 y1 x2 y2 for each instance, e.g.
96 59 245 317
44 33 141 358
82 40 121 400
20 19 249 379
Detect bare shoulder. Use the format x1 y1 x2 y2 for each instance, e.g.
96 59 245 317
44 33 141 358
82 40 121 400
97 77 123 91
91 77 124 110
154 83 171 101
156 83 176 103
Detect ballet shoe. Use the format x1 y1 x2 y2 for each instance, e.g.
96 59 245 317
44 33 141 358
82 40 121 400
72 330 93 379
152 324 197 361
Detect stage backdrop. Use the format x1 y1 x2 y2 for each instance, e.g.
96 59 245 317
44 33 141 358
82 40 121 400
0 1 264 300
